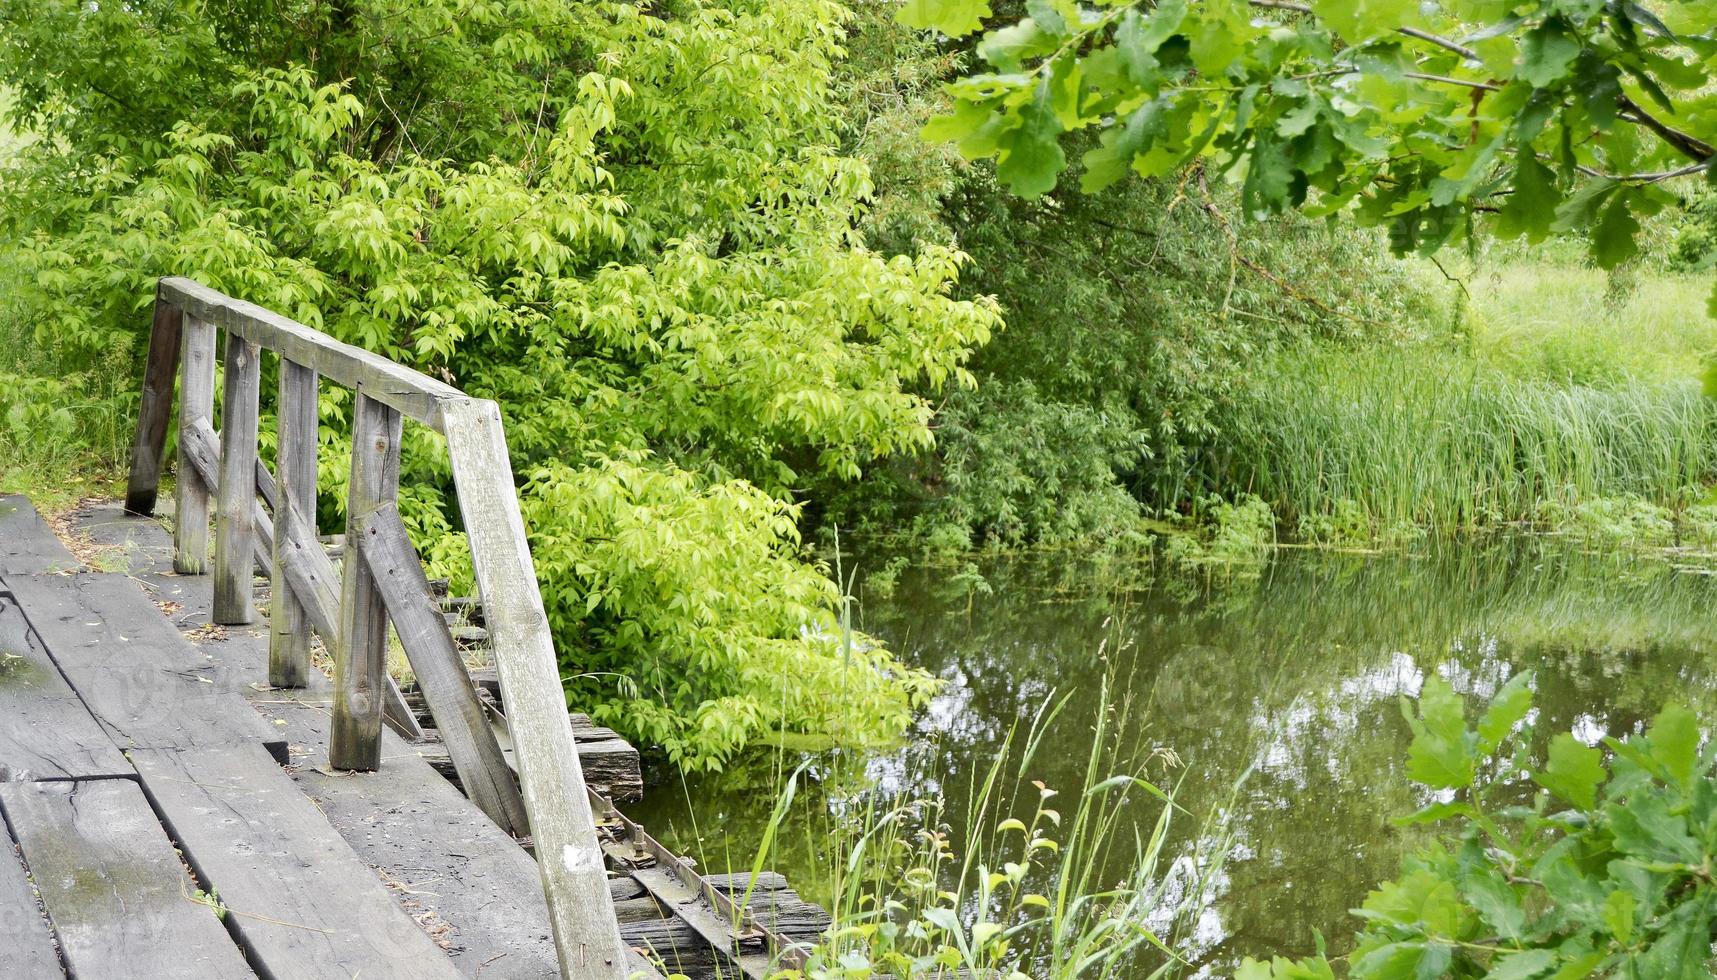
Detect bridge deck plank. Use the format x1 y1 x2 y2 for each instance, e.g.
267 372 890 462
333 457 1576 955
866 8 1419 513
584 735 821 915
0 593 133 782
0 778 254 979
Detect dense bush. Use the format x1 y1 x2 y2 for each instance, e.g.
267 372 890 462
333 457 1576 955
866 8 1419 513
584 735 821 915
0 0 1000 767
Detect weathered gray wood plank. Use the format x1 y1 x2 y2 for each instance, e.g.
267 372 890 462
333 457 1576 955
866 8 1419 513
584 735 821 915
4 573 288 765
159 277 464 430
181 417 275 576
382 675 425 741
276 501 340 638
214 332 261 625
125 294 184 517
131 742 465 980
269 360 318 688
0 834 61 978
331 391 401 771
358 501 528 835
175 314 217 574
442 398 628 978
0 495 80 575
0 593 132 782
0 778 253 979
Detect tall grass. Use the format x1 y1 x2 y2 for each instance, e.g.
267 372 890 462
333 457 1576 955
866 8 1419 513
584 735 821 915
768 678 1230 979
1178 345 1717 535
1465 263 1717 386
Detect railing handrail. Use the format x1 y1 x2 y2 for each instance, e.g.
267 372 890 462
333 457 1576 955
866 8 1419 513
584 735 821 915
157 276 468 429
124 277 628 979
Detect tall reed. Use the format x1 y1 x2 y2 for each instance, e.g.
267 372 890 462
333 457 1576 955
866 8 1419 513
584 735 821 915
1171 346 1717 535
765 675 1229 979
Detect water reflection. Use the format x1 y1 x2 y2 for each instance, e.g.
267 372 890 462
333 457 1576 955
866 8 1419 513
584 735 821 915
629 538 1717 972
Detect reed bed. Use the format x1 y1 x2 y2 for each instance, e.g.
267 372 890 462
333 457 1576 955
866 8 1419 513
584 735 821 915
1176 346 1717 535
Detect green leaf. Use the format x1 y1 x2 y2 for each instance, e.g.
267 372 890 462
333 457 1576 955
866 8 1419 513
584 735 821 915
1497 150 1560 242
1477 671 1534 751
1602 889 1636 945
1533 733 1605 809
1488 949 1557 980
1518 18 1581 88
1461 869 1525 940
995 81 1066 197
1404 676 1475 790
1591 190 1641 269
1080 101 1162 192
978 20 1056 71
1643 703 1700 789
898 0 993 36
1608 790 1702 865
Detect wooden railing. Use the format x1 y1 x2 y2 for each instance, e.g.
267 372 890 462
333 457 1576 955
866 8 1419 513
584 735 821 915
123 276 628 979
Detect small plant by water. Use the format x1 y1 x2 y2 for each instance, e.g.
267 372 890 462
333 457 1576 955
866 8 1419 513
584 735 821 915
770 678 1224 979
1244 676 1717 979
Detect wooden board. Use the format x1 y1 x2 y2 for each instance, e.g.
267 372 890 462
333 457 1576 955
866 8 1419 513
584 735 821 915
213 332 261 625
358 502 526 835
124 295 184 518
131 742 466 980
0 778 253 978
330 392 401 772
0 594 132 782
0 834 63 977
158 277 466 431
175 314 216 575
442 397 628 978
0 494 80 575
3 573 288 765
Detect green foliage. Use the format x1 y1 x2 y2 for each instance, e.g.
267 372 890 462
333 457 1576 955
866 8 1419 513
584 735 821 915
1245 678 1717 979
910 0 1717 308
0 0 1002 767
524 456 935 766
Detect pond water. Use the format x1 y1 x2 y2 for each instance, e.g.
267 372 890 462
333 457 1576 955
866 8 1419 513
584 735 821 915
627 538 1717 973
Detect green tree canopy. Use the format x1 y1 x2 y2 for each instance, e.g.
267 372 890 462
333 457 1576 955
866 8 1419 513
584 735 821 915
907 0 1716 305
0 0 1000 767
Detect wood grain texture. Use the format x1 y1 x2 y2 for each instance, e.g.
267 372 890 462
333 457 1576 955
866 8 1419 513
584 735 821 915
358 501 528 835
131 742 464 980
179 418 273 574
0 778 254 979
442 397 629 978
0 593 132 782
0 831 61 978
214 332 261 625
269 360 318 688
381 675 424 741
174 314 217 574
276 502 340 639
0 494 81 575
5 572 288 765
158 277 464 430
330 391 401 772
125 294 184 517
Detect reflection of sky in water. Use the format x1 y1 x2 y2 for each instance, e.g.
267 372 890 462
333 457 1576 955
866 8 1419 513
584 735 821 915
630 538 1717 972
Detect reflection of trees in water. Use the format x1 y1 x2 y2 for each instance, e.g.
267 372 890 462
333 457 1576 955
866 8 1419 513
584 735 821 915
632 539 1717 970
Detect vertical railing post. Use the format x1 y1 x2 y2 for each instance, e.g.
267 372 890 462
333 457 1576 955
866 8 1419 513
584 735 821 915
270 359 319 688
124 289 184 517
330 389 400 771
213 332 261 624
174 315 217 574
442 398 629 978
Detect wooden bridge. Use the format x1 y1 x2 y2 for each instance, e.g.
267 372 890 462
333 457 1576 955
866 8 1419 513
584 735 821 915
0 279 826 978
